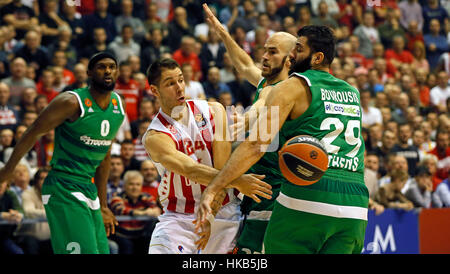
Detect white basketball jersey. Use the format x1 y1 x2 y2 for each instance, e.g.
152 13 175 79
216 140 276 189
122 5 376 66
146 100 235 214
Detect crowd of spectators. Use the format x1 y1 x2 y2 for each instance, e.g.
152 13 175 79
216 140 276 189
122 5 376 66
0 0 449 254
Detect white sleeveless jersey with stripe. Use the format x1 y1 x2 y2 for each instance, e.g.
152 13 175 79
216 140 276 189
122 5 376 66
145 100 236 214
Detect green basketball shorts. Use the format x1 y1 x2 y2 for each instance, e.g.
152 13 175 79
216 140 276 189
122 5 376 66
263 193 367 254
41 172 109 254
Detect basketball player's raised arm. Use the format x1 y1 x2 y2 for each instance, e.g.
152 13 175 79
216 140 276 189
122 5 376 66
0 92 79 181
203 3 261 87
197 77 307 224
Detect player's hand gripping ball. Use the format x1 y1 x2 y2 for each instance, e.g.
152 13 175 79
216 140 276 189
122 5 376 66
279 135 329 186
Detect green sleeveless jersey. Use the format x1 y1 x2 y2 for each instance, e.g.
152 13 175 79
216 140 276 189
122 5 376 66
280 70 367 207
49 87 125 181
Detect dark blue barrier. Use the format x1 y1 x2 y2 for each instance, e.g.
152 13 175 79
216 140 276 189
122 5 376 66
362 209 419 254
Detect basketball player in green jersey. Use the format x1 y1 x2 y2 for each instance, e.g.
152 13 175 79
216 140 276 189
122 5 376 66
197 25 368 254
203 4 296 254
0 52 125 254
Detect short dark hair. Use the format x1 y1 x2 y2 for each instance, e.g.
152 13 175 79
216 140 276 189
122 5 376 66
146 58 180 86
297 25 336 65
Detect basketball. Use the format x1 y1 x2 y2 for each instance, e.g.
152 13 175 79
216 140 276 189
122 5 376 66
279 135 329 186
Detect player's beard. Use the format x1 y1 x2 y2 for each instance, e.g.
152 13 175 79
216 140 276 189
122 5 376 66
262 56 287 80
289 54 312 74
90 77 116 94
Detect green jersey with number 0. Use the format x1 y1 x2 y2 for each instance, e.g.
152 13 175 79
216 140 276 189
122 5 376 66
49 87 125 181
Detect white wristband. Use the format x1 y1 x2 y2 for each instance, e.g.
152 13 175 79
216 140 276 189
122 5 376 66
237 192 244 201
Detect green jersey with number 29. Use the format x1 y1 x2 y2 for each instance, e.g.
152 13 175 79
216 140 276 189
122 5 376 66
281 69 365 182
49 87 125 181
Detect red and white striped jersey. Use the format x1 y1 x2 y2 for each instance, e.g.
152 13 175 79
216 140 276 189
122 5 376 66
146 100 236 214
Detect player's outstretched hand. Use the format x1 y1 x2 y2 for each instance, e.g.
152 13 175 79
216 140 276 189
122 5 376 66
193 218 211 251
233 174 272 203
101 207 118 237
195 189 215 232
203 3 227 38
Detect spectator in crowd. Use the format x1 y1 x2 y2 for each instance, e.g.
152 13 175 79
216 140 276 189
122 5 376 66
311 1 339 29
429 71 450 113
364 152 384 215
432 170 450 208
62 63 88 92
35 69 59 103
130 98 156 140
34 129 54 168
297 5 313 30
420 120 436 152
391 92 410 124
276 0 300 19
0 179 24 254
375 169 414 211
0 128 14 162
114 61 140 122
199 30 227 81
380 154 413 194
385 36 413 70
81 27 111 61
399 0 423 31
139 160 160 200
109 170 161 254
411 41 430 74
140 28 171 76
181 63 206 101
173 36 202 82
226 68 254 109
361 89 382 128
232 0 258 33
3 124 37 173
422 0 449 35
51 50 75 86
1 57 36 106
120 139 141 173
427 129 450 181
0 82 19 132
405 20 425 53
107 155 125 203
142 2 168 38
378 8 406 50
14 30 50 79
405 165 433 208
392 123 421 177
167 6 193 52
60 0 85 49
353 10 380 58
18 87 37 119
374 130 397 175
82 0 117 44
0 0 38 40
419 153 442 191
202 66 231 100
108 24 141 64
132 119 150 162
219 52 237 84
219 0 245 29
15 167 52 254
114 0 146 43
9 163 31 206
424 19 449 70
38 0 69 47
